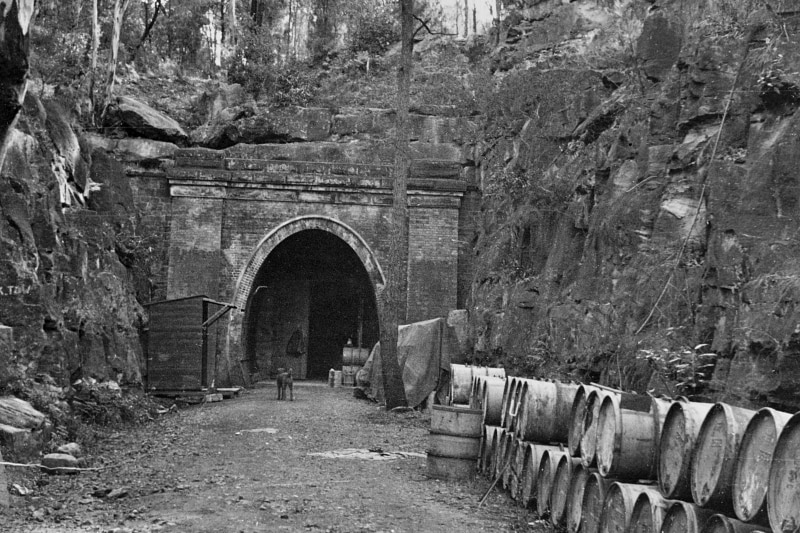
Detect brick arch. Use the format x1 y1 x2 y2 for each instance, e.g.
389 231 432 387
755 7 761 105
233 215 386 310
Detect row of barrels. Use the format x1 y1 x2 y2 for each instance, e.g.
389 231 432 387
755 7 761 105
452 367 800 533
479 425 777 532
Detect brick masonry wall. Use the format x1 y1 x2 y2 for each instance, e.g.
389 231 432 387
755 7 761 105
154 151 475 374
128 169 172 301
166 196 224 300
407 199 460 321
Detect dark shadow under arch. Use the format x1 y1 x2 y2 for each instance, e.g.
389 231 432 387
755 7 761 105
235 217 383 379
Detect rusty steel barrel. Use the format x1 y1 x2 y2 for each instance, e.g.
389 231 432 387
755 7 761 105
519 442 562 509
580 471 611 533
481 376 505 426
598 482 661 533
503 437 522 493
449 364 473 405
699 513 769 533
596 394 657 480
580 389 609 468
660 501 717 533
536 448 569 517
628 489 674 533
479 425 502 475
568 384 598 457
517 379 579 444
469 374 484 409
690 403 756 512
507 378 534 435
767 411 800 533
658 400 714 500
495 428 513 482
469 370 505 409
566 463 592 533
732 407 791 525
550 454 582 528
500 377 520 430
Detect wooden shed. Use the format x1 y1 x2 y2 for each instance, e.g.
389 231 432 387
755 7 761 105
144 295 235 392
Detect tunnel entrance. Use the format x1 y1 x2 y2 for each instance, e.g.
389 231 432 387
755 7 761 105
244 228 379 380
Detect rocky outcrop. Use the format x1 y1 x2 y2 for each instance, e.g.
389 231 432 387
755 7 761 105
189 91 478 149
469 0 800 409
105 95 188 144
0 397 50 458
1 94 148 404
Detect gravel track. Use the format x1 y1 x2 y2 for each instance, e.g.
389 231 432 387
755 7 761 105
3 382 552 533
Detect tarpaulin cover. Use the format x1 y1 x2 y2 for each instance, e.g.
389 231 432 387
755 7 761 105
357 317 454 407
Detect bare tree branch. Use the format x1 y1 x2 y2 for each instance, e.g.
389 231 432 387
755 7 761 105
412 14 456 38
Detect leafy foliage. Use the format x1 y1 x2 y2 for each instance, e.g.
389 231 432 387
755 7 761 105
346 5 399 56
156 0 217 67
271 61 318 106
226 18 277 99
227 16 317 106
637 344 717 397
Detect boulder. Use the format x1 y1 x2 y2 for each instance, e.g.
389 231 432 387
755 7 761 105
56 442 83 458
0 424 35 453
41 453 79 474
107 96 188 144
197 107 333 149
0 397 45 429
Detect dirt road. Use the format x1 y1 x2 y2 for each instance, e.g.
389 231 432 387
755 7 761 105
4 382 552 532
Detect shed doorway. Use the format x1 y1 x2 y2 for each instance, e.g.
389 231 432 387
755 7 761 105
244 229 379 380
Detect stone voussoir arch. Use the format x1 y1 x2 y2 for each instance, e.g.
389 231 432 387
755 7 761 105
233 215 386 310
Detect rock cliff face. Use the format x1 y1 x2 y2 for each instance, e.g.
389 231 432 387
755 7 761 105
469 0 800 408
0 94 148 395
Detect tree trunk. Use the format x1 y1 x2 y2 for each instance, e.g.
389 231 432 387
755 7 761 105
379 0 414 410
89 0 99 123
0 0 34 173
132 0 162 61
463 0 468 37
99 0 131 123
228 0 237 46
495 0 501 45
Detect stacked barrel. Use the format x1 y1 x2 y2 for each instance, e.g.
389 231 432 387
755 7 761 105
341 346 370 386
439 364 800 533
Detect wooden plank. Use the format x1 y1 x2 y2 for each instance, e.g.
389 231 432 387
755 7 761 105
147 389 208 398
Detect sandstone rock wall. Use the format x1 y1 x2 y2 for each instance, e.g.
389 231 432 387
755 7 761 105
0 95 151 396
469 0 800 409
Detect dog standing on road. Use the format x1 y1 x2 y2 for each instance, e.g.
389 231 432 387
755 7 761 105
276 368 294 401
